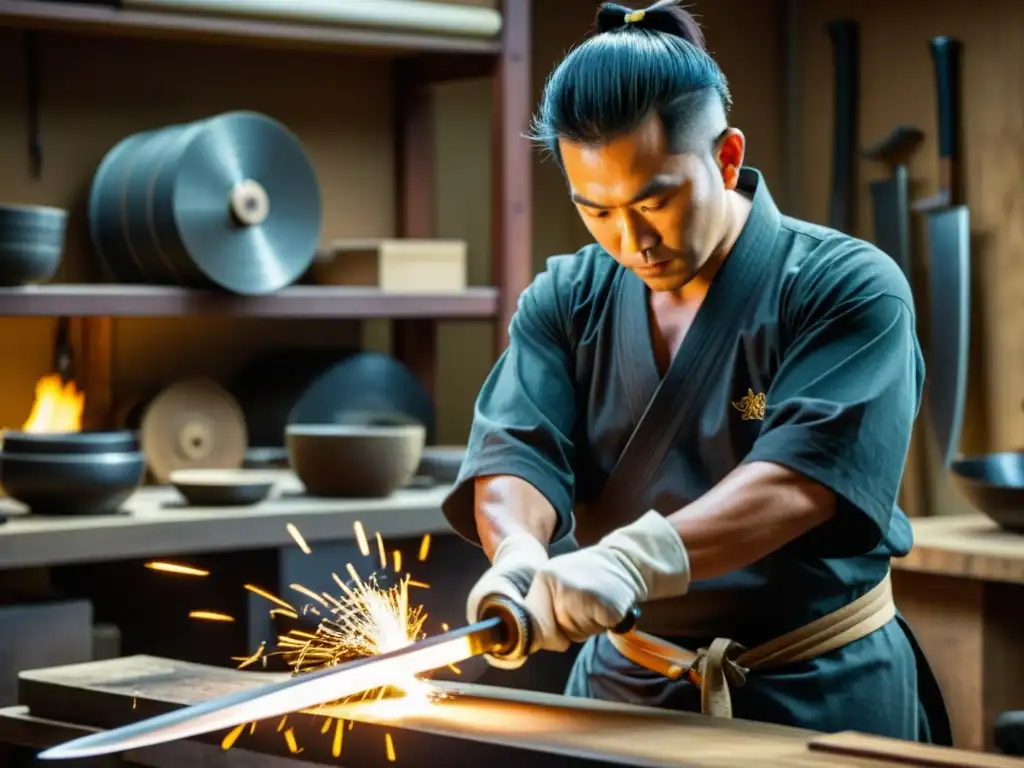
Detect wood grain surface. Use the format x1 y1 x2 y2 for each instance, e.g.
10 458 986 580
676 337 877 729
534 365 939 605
11 655 1022 768
809 732 1024 768
893 514 1024 584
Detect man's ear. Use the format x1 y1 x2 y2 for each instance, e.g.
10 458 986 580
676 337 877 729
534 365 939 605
714 128 746 190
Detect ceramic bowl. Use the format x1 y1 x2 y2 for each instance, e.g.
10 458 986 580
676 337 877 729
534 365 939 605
0 203 67 286
169 468 277 507
286 423 426 498
0 450 145 515
1 430 138 455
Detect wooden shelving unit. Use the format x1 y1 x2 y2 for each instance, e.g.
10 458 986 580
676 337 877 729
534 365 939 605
0 0 533 413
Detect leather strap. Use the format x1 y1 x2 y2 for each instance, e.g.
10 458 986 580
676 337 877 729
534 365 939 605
606 570 896 718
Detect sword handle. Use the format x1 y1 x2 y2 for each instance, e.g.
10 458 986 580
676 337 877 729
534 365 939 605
478 593 640 664
930 36 963 162
929 36 964 203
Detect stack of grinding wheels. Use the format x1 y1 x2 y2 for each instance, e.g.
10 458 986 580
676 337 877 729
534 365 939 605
87 111 323 295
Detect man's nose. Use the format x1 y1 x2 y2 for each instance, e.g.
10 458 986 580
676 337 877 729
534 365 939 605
618 210 659 257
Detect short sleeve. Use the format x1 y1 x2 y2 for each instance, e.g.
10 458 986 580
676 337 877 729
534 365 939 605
742 246 924 557
441 266 578 546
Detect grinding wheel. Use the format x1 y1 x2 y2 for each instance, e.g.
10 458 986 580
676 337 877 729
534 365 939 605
88 130 151 283
121 125 200 286
138 379 248 484
87 111 322 294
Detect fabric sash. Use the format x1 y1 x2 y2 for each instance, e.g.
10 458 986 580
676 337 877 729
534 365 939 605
607 570 897 718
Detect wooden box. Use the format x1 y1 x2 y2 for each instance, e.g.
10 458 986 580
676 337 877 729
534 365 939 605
310 238 468 293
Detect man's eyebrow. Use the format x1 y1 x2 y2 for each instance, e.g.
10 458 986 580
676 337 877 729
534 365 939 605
571 177 679 209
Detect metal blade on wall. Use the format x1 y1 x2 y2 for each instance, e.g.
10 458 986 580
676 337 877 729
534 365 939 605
913 37 970 471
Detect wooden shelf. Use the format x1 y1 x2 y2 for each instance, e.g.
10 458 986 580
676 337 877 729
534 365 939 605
0 0 502 56
0 284 499 318
0 475 452 568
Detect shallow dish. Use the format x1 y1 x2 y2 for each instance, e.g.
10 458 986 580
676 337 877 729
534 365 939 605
169 468 277 507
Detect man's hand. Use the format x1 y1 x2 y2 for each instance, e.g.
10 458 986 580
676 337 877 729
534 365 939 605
466 532 549 669
523 511 690 652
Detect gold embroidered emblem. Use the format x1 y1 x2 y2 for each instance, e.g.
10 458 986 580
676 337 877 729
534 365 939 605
732 389 766 421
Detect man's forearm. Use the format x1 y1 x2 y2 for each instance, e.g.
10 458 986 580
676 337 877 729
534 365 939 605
473 475 558 562
667 461 836 582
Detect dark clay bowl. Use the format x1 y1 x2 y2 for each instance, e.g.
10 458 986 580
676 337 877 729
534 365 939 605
1 430 138 455
287 423 425 498
950 451 1024 533
0 451 145 515
0 204 67 286
169 468 277 507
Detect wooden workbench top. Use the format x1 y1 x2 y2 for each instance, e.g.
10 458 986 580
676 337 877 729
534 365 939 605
893 514 1024 585
0 472 450 570
6 655 1022 768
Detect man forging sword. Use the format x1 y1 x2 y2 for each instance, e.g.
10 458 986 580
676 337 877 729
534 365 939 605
443 0 950 744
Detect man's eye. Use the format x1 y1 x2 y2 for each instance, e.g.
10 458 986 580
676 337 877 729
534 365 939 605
640 199 667 213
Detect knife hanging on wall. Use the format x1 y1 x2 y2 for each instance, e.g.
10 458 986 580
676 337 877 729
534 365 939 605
826 19 860 234
913 37 970 469
863 125 924 283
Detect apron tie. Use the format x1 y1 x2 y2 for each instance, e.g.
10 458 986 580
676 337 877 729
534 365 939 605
606 570 896 718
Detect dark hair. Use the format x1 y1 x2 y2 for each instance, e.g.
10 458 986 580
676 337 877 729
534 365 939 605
529 1 732 161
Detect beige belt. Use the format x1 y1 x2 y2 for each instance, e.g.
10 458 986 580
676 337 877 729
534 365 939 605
606 570 896 719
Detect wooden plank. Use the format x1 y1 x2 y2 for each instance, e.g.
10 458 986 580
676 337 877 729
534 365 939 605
0 705 333 767
0 0 502 56
893 515 1024 585
10 655 1005 768
0 474 450 569
0 285 499 319
809 732 1024 768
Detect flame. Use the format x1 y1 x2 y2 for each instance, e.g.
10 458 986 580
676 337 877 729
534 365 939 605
21 373 84 433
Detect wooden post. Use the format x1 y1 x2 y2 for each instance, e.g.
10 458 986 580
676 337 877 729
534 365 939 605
392 58 438 411
491 0 532 354
70 316 114 430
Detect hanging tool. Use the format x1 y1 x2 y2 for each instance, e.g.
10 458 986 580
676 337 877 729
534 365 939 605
913 36 969 470
24 30 43 179
38 597 639 760
863 125 924 281
52 317 73 385
825 18 860 234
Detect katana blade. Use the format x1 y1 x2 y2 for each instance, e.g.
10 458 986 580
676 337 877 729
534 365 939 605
38 616 505 761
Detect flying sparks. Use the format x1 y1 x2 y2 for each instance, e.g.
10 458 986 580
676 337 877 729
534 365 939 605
286 523 311 555
189 611 235 622
168 522 438 762
145 561 209 577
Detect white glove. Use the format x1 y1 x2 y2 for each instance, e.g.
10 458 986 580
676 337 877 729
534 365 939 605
466 533 549 669
523 511 690 652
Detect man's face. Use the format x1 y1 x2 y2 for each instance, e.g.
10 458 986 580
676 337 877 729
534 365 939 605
559 115 735 293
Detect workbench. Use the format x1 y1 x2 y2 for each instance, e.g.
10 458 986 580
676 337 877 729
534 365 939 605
1 655 1021 768
0 474 522 714
891 514 1024 752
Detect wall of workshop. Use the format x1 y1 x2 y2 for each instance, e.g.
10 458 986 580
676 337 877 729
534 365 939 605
794 0 1024 516
0 0 786 446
